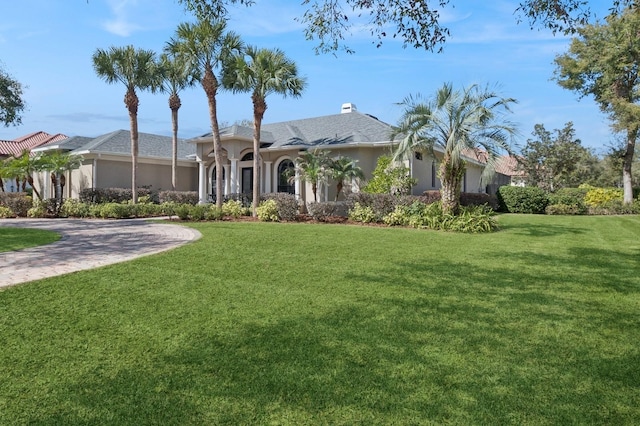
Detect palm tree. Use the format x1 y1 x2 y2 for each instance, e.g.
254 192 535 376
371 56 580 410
40 151 83 213
393 83 517 215
5 151 46 201
294 149 330 202
223 46 306 216
92 45 161 204
166 19 243 207
328 156 364 201
158 52 199 190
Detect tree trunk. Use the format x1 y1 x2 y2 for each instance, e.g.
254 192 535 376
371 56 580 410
439 159 465 215
622 129 637 204
27 174 42 201
252 94 266 217
203 66 223 208
125 87 140 204
170 93 181 191
335 181 343 201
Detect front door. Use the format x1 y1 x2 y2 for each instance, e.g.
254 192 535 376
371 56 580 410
241 167 253 194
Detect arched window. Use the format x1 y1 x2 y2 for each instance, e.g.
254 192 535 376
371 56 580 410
241 152 254 161
277 159 295 194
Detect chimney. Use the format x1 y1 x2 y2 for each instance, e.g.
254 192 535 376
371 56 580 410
340 103 357 114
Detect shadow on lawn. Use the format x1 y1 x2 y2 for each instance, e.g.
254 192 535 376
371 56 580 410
36 251 640 424
498 219 588 237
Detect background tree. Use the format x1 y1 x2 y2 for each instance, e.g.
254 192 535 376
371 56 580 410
158 52 199 191
0 65 26 127
4 151 46 201
167 19 243 207
223 46 306 216
519 122 599 190
393 83 517 215
361 155 416 195
328 156 364 200
555 7 640 203
92 45 161 204
178 0 638 54
294 149 330 202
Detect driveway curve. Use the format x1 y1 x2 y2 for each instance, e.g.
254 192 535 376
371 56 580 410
0 218 201 289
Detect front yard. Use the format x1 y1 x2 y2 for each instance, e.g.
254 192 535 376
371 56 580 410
1 214 638 424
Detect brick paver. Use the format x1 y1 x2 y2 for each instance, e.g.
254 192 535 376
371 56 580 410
0 218 201 289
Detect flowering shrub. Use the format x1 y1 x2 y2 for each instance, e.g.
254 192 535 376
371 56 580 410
0 206 15 218
261 193 299 221
222 200 247 218
257 199 280 222
348 202 377 223
0 193 32 217
583 186 623 207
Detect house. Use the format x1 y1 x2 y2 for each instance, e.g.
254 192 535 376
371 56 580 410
190 103 487 204
1 131 68 192
31 130 197 199
28 103 491 203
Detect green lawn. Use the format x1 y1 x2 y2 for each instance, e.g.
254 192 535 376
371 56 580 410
0 227 60 252
1 215 639 424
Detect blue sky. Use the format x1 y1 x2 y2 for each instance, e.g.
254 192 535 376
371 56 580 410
0 0 614 153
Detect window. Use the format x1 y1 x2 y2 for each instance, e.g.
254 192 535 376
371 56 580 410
431 161 436 188
241 152 254 161
414 151 423 161
277 159 295 194
211 167 226 198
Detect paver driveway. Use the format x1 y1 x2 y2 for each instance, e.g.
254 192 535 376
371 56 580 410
0 218 201 289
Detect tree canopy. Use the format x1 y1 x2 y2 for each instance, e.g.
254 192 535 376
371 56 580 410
0 66 26 127
177 0 638 53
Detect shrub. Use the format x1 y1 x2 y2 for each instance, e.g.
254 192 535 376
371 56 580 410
0 206 15 218
362 155 416 195
497 186 549 214
545 204 586 215
307 201 341 221
261 193 299 221
223 193 252 208
588 199 640 215
189 204 207 221
96 203 133 219
158 191 199 205
79 187 156 204
174 204 191 220
204 205 224 221
583 186 623 207
0 193 32 217
257 199 280 222
460 192 499 210
222 200 247 218
348 202 377 223
60 199 91 218
27 205 47 218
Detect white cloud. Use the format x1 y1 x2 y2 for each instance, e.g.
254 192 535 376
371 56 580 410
102 0 143 37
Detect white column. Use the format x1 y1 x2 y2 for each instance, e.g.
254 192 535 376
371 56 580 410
295 169 301 201
198 160 207 204
223 164 230 195
92 159 98 189
230 158 239 194
264 161 272 193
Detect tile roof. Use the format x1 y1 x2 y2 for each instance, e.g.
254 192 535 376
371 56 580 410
494 155 525 176
0 131 68 157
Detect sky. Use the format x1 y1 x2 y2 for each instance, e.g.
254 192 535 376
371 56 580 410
0 0 617 154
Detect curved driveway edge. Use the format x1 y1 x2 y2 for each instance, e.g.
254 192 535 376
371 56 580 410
0 218 202 289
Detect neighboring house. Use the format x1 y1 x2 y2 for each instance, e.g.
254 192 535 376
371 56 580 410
32 130 198 199
190 103 487 204
493 155 526 189
1 131 67 192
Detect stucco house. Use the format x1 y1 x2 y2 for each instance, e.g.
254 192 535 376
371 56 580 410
32 130 197 199
31 103 490 203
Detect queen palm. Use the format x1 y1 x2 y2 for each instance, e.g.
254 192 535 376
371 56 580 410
158 52 199 190
328 156 364 201
393 83 517 215
92 45 161 204
223 46 306 216
166 19 242 207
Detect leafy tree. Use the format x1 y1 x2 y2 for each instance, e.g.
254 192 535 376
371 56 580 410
393 83 517 215
223 46 306 216
519 122 599 190
0 65 26 127
294 149 331 202
328 156 364 201
40 151 83 213
158 52 199 190
361 155 416 195
166 18 243 207
92 45 161 204
554 7 640 203
177 0 638 54
596 139 640 187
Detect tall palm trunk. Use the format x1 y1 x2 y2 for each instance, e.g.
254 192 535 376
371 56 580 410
169 93 181 191
27 174 42 201
622 128 637 204
125 86 140 204
252 94 266 217
203 66 223 208
439 157 465 215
